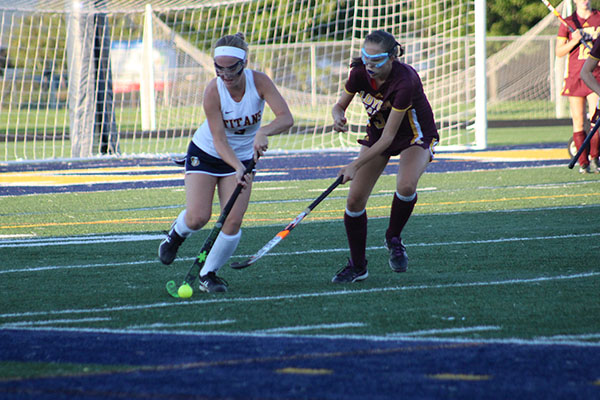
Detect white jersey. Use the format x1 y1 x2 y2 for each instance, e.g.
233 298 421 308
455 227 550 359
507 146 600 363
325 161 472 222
192 69 265 161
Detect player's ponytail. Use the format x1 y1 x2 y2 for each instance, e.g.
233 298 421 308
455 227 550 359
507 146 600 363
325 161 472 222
365 30 403 58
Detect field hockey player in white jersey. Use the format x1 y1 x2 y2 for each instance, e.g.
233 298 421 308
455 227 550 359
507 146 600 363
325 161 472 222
158 33 294 293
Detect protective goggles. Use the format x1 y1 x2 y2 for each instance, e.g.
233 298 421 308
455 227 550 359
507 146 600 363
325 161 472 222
214 59 245 77
361 48 390 68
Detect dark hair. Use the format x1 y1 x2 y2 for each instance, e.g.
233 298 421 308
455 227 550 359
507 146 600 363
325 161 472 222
215 33 249 53
350 30 404 68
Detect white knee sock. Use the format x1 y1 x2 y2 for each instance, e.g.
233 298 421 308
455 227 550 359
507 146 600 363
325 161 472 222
200 230 242 276
345 208 366 218
395 191 416 202
173 210 197 238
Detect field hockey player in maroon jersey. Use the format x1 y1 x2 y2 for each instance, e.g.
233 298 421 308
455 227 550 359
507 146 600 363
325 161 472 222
556 0 600 173
330 30 439 283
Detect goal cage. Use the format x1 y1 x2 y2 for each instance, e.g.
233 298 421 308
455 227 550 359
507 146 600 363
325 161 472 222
1 0 488 162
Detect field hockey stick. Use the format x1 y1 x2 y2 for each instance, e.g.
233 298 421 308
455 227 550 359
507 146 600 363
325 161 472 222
568 121 600 168
541 0 592 51
165 157 258 298
230 175 344 270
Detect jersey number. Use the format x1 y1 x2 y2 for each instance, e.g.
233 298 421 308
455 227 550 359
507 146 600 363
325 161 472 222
234 129 246 135
373 113 386 129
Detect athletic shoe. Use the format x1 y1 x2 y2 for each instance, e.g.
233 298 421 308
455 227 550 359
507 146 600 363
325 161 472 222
158 228 185 265
198 272 228 293
331 259 368 283
579 164 590 174
590 158 600 173
385 237 408 273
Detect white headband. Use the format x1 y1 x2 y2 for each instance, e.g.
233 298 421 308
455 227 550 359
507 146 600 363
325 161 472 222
214 46 246 60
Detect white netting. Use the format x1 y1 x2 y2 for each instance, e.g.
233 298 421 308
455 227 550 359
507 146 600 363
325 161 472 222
486 6 564 120
0 0 480 161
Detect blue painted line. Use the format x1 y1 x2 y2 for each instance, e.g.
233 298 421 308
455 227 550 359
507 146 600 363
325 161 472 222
0 146 569 197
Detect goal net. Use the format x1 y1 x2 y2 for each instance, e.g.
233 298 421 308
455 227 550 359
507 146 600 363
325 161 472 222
0 0 481 162
486 4 565 122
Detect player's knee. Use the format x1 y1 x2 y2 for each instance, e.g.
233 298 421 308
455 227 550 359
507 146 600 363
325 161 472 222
346 197 366 213
185 212 210 231
396 183 417 198
223 219 242 235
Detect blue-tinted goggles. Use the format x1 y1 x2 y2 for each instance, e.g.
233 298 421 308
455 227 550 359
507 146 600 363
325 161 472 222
361 48 389 68
214 59 245 77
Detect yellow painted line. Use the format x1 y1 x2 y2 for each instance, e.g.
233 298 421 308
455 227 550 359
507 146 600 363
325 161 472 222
276 367 333 375
0 217 173 230
429 373 491 381
440 148 567 161
427 192 600 206
0 173 183 186
2 166 177 175
0 166 182 186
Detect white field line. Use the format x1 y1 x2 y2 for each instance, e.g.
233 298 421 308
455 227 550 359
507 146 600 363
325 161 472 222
1 271 598 320
535 333 600 340
257 322 366 333
0 234 164 248
0 259 154 274
2 232 600 275
128 320 235 330
0 234 36 239
1 317 110 327
387 326 501 337
4 325 600 348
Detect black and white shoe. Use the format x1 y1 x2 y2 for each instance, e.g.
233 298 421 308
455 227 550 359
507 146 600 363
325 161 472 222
386 237 408 272
198 272 228 293
158 228 185 265
590 158 600 174
331 259 368 283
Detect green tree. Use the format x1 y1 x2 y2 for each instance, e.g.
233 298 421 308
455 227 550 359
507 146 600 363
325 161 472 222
487 0 548 36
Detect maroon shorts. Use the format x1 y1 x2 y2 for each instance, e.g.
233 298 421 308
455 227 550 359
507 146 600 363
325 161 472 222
561 76 594 97
358 134 438 158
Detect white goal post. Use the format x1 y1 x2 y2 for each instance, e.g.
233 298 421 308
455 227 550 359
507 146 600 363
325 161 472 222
0 0 487 162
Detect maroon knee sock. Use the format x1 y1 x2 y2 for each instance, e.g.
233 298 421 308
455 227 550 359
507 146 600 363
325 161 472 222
590 130 600 159
385 193 417 243
573 131 589 166
344 211 367 267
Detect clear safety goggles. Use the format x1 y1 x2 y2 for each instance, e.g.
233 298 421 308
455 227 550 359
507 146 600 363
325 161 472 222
214 59 245 77
361 48 389 68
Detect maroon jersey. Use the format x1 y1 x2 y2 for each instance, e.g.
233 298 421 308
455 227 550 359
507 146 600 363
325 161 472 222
345 61 439 155
558 10 600 96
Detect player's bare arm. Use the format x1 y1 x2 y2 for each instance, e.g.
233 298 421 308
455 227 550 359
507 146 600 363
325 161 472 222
254 71 294 134
332 91 355 132
556 32 583 58
203 80 246 182
581 56 600 95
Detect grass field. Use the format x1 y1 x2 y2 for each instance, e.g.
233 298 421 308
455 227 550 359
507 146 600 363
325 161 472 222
1 127 599 398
